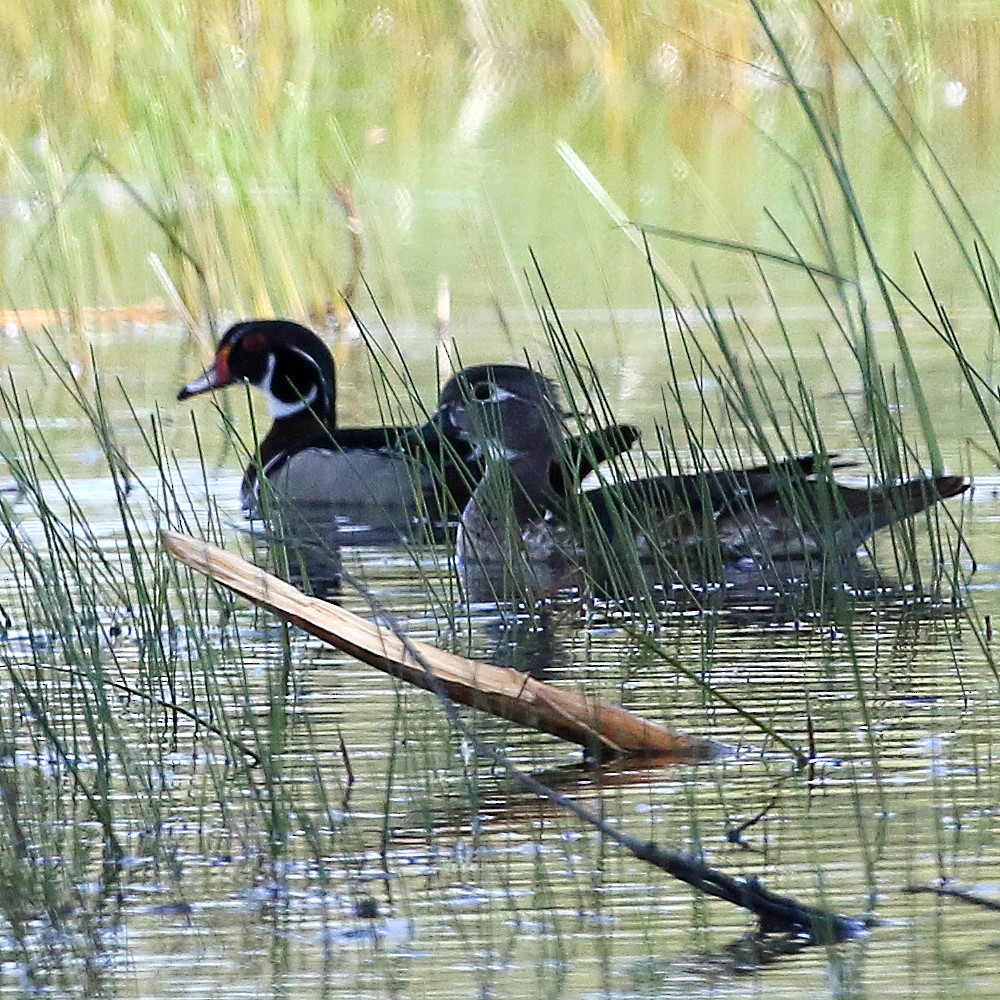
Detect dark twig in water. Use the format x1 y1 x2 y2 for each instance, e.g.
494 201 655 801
164 532 864 943
337 726 355 787
338 567 866 945
903 883 1000 913
726 796 778 848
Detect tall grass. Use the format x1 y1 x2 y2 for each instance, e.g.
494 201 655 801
0 345 390 990
553 3 980 603
0 280 988 994
0 1 994 995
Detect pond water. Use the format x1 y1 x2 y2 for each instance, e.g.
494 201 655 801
0 307 994 999
3 4 1000 998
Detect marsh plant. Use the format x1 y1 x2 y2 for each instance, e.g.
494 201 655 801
0 1 993 996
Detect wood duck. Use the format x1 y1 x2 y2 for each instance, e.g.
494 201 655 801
177 321 640 528
435 364 969 597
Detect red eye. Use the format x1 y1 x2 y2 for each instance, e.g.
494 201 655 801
241 332 267 353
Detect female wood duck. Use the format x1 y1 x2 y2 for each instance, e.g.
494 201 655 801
177 320 640 526
435 364 969 596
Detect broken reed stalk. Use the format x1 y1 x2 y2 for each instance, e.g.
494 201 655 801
161 528 863 942
160 530 718 760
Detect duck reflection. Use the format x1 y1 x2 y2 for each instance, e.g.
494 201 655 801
243 501 347 596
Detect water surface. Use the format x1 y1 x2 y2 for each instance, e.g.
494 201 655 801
1 4 1000 996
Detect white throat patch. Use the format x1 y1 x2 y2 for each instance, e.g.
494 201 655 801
260 352 320 419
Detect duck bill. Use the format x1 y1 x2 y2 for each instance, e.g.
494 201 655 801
177 346 233 401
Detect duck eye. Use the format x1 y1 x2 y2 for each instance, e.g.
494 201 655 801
240 331 267 353
471 381 493 402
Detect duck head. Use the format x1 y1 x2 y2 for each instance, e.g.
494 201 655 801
178 319 336 422
433 364 563 461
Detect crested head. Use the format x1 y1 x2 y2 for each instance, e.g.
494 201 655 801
177 319 336 421
437 364 559 413
436 363 564 460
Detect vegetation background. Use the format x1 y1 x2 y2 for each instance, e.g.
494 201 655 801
0 2 996 997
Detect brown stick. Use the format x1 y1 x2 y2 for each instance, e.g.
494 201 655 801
160 530 720 761
161 530 864 940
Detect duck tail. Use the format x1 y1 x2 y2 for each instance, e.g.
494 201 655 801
835 474 969 543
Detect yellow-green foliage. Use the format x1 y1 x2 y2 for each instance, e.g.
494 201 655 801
0 1 996 319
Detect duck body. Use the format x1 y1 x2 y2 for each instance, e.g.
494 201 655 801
178 322 641 535
583 458 967 569
444 367 590 598
437 364 969 599
177 320 431 527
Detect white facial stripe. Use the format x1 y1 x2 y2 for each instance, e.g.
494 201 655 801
259 353 320 419
471 384 517 404
287 344 325 379
258 353 277 390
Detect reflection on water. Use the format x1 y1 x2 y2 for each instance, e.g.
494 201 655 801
0 312 986 998
0 449 989 997
0 4 998 987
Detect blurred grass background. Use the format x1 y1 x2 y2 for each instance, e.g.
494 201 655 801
2 0 999 326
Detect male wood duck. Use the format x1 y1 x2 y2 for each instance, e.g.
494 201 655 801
177 320 640 528
434 364 969 597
